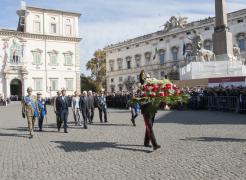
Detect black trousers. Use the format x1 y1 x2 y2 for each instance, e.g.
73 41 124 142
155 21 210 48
60 110 68 130
81 109 88 128
88 107 94 122
143 114 158 147
99 108 107 122
56 113 62 130
38 115 44 130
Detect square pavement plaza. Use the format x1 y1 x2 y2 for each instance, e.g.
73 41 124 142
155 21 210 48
0 102 245 180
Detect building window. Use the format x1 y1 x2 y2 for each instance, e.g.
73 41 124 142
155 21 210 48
50 17 57 34
109 60 114 71
160 71 165 77
126 56 132 69
50 79 58 91
65 19 72 36
65 79 73 91
239 39 245 51
137 75 140 80
33 15 41 33
135 54 141 68
204 40 213 50
111 78 114 83
32 52 42 65
171 47 179 61
159 49 165 64
63 52 73 66
127 61 131 69
238 19 244 23
34 78 42 91
119 77 123 82
48 50 59 66
237 33 246 51
117 58 123 70
51 23 57 34
145 52 151 65
34 21 41 33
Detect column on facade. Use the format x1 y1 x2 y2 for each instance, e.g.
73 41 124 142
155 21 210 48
22 75 28 96
76 72 80 92
5 76 10 98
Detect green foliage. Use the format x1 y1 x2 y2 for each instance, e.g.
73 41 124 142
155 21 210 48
80 74 96 92
86 49 106 92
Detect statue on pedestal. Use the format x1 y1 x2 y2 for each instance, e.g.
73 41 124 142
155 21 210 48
186 30 215 62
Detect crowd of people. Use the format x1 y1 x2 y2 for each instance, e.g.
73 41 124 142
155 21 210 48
21 87 108 138
177 86 246 112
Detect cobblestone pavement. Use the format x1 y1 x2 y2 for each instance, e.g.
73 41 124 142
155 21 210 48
0 102 246 180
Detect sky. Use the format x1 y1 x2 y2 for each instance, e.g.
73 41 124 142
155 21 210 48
0 0 245 75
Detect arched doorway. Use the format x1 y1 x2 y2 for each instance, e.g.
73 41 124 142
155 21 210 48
10 79 22 100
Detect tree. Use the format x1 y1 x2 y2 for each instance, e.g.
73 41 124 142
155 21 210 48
86 49 106 92
80 74 96 92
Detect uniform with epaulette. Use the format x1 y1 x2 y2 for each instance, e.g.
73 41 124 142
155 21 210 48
22 87 39 138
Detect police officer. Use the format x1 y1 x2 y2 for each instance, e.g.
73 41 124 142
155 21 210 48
22 87 39 138
97 91 108 123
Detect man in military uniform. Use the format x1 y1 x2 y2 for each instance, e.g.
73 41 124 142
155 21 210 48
22 87 39 138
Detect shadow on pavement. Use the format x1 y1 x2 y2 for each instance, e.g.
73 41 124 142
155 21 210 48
180 137 246 142
90 123 132 127
51 141 152 153
0 132 29 138
156 111 246 125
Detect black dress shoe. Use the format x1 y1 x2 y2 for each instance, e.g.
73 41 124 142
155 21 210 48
153 145 161 150
144 144 152 148
64 130 68 133
84 126 88 129
104 120 108 123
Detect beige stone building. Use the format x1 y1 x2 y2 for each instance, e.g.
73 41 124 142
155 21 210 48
104 9 246 92
0 1 81 98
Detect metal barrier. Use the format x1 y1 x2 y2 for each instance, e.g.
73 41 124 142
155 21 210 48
188 96 242 113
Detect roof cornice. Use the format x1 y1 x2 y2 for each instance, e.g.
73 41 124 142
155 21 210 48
26 6 81 17
0 30 82 42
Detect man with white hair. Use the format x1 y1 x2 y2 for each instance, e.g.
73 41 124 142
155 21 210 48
79 91 89 129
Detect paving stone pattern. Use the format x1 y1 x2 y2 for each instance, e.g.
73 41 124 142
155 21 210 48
0 102 245 180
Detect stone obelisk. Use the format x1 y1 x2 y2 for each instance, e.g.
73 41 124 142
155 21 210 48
213 0 233 60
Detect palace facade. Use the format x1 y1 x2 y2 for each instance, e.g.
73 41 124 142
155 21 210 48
0 2 81 98
105 9 246 92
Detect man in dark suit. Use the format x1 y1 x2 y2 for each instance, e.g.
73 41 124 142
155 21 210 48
56 89 69 133
79 91 89 129
87 90 95 124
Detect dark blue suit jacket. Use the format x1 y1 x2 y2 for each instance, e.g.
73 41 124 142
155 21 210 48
56 96 69 115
